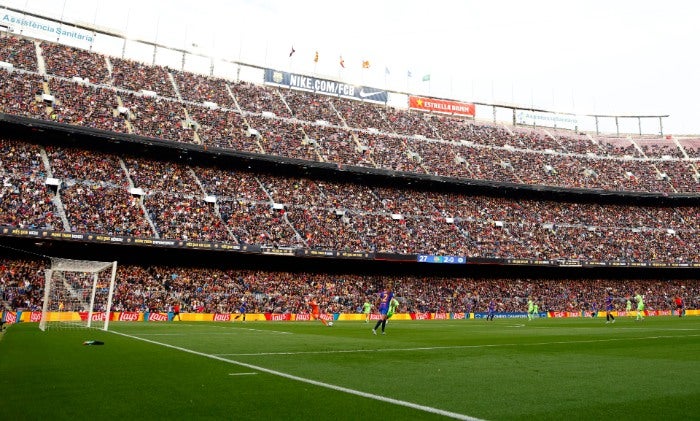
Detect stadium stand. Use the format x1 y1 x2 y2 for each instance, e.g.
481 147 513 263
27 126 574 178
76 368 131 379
0 32 697 317
0 70 48 120
0 33 694 195
1 257 698 314
47 78 126 132
0 138 697 261
0 34 38 71
40 42 109 83
110 56 176 98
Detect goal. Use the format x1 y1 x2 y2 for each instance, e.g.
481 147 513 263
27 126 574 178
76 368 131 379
39 258 118 331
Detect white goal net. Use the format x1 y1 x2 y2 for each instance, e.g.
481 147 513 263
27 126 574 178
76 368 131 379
39 258 118 331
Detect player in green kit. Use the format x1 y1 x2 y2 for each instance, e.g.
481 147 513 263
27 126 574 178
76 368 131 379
635 292 645 321
527 297 535 321
362 299 372 323
387 297 399 321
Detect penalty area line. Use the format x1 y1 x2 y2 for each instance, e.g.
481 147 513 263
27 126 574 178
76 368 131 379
108 329 482 421
215 333 700 357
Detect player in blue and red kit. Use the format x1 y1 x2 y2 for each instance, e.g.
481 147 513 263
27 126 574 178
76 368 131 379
605 292 615 323
372 285 393 335
486 300 496 321
234 301 247 322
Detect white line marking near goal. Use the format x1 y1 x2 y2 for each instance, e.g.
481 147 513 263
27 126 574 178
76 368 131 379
109 330 483 421
229 372 257 376
214 333 700 357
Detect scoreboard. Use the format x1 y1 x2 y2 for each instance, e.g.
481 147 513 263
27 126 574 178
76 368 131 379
417 255 466 264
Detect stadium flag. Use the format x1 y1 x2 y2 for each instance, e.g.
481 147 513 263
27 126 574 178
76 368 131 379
362 60 370 69
289 46 296 57
339 56 345 68
422 74 431 82
314 50 319 63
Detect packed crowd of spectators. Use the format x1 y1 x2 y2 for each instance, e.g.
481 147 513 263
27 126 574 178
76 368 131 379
0 36 697 194
3 137 699 262
120 92 193 143
195 166 269 202
143 192 230 242
330 97 393 133
1 37 698 327
123 158 232 241
355 131 424 173
0 35 37 71
184 104 249 149
0 138 59 230
281 89 343 125
302 123 367 165
172 69 237 109
40 43 109 84
0 69 48 120
1 257 698 315
679 139 700 158
246 115 318 161
384 106 439 139
110 57 176 98
59 183 153 237
230 81 291 117
1 137 699 262
47 78 126 132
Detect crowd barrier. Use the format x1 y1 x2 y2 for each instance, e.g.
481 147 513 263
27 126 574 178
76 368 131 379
1 310 696 325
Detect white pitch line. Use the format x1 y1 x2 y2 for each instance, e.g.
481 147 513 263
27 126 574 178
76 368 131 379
215 333 700 357
108 330 483 421
229 372 257 376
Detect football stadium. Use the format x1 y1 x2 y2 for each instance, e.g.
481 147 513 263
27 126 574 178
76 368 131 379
0 2 699 420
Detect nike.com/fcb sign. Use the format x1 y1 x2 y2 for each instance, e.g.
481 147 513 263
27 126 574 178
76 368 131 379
409 96 475 117
264 69 387 103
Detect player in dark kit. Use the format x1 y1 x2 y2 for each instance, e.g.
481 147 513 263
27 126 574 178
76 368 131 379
234 301 247 322
372 285 393 335
605 292 615 324
590 301 598 318
486 300 496 321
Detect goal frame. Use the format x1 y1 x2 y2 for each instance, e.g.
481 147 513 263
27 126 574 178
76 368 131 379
39 259 118 331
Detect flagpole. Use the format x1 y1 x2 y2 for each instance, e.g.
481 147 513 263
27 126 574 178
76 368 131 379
264 39 269 67
152 15 160 66
121 7 130 59
313 50 318 76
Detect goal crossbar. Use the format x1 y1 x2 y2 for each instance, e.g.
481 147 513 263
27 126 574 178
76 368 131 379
49 258 115 273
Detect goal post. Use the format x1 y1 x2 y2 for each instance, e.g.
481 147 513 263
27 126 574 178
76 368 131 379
39 258 118 331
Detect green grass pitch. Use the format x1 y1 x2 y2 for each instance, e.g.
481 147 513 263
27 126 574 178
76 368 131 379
1 317 699 420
